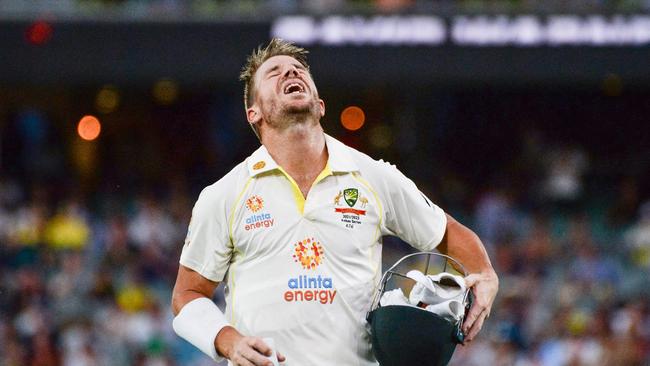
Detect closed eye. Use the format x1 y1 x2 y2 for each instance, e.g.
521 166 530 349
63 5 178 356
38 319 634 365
265 65 281 78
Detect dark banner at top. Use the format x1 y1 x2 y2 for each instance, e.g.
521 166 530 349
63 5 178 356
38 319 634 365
2 16 650 86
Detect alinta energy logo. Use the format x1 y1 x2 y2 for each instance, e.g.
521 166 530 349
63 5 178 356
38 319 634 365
293 237 324 270
246 195 264 212
284 237 336 305
244 195 274 231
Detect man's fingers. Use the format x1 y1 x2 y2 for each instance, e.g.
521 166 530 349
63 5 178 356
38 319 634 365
462 297 486 334
245 345 276 366
231 355 255 366
277 351 286 362
465 310 488 342
249 337 272 356
231 337 276 366
241 347 274 366
462 308 477 335
461 271 498 340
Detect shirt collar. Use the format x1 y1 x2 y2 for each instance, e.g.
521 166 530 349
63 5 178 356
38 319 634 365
246 133 358 177
324 133 359 173
246 145 279 176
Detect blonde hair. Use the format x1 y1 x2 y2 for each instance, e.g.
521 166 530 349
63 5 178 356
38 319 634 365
239 38 310 111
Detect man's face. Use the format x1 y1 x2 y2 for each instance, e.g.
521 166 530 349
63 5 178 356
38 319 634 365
248 55 324 130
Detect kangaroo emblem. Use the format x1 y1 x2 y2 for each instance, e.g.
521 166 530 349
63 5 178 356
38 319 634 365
334 191 343 205
360 197 368 208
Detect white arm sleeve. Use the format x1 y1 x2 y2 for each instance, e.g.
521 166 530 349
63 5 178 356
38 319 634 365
172 297 229 361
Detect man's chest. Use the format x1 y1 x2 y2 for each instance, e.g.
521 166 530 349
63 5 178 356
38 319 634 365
230 173 383 260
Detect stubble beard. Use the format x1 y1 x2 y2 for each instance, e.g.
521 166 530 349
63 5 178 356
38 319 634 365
264 96 321 131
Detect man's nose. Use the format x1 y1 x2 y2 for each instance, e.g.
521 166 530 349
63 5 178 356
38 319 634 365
283 65 299 77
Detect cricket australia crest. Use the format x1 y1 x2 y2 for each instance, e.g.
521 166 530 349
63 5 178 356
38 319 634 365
334 188 368 229
344 188 358 207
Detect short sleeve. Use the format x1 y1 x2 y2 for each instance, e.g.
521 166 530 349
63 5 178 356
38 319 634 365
377 162 447 251
179 186 232 282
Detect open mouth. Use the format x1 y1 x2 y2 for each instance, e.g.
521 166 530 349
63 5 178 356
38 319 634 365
283 82 305 95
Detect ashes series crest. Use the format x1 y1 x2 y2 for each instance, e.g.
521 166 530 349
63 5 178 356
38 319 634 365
343 188 358 207
334 188 368 229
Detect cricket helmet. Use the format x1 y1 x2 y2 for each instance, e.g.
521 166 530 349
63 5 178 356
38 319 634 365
367 252 471 366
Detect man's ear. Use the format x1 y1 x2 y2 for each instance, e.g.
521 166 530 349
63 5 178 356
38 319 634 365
319 99 325 118
247 105 261 124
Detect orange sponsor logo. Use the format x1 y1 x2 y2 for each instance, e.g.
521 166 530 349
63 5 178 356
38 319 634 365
293 237 324 270
286 237 335 304
245 195 264 213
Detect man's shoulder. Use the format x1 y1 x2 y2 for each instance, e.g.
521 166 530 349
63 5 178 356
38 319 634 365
332 141 405 198
344 144 399 177
326 134 392 174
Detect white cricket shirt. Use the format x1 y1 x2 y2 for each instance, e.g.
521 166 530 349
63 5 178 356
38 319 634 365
179 134 447 366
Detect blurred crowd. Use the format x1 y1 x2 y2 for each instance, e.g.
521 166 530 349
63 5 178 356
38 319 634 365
1 147 649 365
451 190 650 365
0 180 195 366
2 0 650 18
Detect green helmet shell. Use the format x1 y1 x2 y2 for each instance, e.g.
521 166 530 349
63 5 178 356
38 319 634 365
368 305 460 366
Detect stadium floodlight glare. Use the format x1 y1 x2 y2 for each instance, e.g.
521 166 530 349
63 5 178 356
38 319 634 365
272 16 446 46
77 115 101 141
272 15 650 47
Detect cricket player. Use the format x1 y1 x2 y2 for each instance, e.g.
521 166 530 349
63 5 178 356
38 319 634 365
171 38 498 366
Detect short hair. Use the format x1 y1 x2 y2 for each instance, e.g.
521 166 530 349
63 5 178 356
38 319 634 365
239 38 310 111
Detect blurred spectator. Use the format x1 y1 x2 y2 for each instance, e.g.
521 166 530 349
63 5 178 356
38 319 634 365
608 176 641 227
43 200 91 251
9 199 47 248
128 195 180 252
375 0 414 12
625 201 650 269
542 145 589 211
474 186 518 249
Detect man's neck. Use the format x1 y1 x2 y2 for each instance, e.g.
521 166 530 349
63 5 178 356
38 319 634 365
261 124 328 197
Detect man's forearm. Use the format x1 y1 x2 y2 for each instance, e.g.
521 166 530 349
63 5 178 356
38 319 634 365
172 289 211 316
171 265 219 315
437 214 499 342
437 214 495 276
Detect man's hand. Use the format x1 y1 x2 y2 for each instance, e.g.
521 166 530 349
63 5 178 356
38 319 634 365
436 214 499 344
216 327 286 366
462 270 498 343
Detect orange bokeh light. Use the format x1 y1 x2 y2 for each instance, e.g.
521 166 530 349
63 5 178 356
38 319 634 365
340 106 366 131
77 115 101 141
